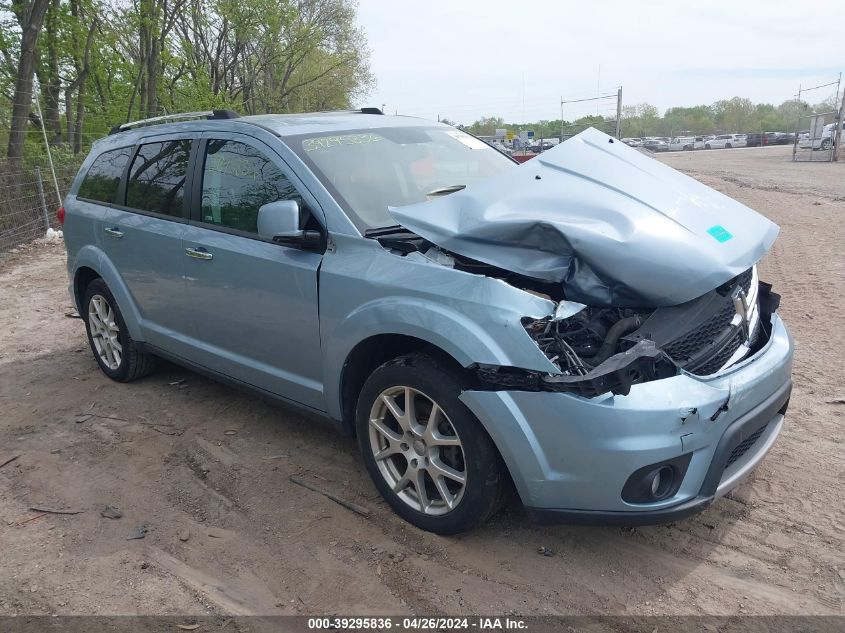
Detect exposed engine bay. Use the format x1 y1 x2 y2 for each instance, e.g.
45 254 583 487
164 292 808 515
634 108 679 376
486 267 782 397
368 229 781 398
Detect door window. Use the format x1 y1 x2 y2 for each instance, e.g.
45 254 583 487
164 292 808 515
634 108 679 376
77 147 133 203
125 140 191 217
200 140 301 234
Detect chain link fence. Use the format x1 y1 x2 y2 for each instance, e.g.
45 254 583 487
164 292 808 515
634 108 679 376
792 110 841 162
0 160 79 251
791 76 842 163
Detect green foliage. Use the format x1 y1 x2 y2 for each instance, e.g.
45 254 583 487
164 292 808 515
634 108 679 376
0 0 374 160
451 95 834 140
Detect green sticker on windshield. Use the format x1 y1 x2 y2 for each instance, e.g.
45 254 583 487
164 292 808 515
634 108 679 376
707 225 733 243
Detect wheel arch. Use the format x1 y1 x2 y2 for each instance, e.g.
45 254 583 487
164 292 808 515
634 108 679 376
337 334 472 435
71 245 144 341
73 266 101 311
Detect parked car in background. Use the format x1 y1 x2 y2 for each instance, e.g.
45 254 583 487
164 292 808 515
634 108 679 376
622 138 643 147
798 123 841 150
62 111 792 534
705 134 746 149
642 138 669 152
487 140 513 156
668 136 705 151
774 132 795 145
745 132 779 147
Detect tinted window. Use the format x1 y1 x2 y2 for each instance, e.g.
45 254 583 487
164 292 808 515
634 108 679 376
200 140 300 234
125 140 191 217
78 147 132 203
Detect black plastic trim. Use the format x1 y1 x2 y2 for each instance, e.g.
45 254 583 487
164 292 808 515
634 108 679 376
525 378 792 526
621 453 692 504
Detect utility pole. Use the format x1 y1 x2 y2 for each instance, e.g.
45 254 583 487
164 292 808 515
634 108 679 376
833 73 844 162
614 86 622 139
793 84 802 161
560 96 564 142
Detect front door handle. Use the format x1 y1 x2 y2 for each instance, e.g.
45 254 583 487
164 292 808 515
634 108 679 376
104 227 124 239
185 247 213 261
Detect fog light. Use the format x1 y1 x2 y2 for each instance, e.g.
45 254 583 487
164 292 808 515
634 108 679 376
648 466 674 499
621 454 691 504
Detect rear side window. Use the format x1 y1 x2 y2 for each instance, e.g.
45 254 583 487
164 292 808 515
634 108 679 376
77 147 132 203
125 140 191 217
200 140 301 234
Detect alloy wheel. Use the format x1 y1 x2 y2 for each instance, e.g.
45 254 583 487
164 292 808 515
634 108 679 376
88 294 122 370
368 385 466 515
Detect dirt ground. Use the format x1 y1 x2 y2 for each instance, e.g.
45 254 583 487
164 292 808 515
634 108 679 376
0 145 843 618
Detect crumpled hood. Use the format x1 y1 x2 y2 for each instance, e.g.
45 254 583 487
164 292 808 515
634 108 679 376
389 128 779 307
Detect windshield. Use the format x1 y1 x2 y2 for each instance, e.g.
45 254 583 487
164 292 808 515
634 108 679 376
288 126 515 231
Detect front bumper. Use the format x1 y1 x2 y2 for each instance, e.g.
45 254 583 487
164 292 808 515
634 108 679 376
459 313 793 523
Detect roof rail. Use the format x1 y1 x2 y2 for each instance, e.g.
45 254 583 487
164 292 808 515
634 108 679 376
108 109 240 135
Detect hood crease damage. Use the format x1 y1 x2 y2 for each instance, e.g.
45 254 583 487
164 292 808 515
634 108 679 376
374 128 782 398
388 127 779 308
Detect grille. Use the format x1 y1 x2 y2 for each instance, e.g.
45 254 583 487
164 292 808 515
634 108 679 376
694 331 744 375
663 301 736 362
662 267 754 375
725 423 768 469
735 267 753 294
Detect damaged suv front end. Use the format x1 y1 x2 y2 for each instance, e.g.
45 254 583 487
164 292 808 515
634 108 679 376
296 121 792 527
461 266 791 523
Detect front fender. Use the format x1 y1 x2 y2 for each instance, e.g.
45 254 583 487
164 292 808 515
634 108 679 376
71 244 144 342
321 296 559 421
317 237 561 421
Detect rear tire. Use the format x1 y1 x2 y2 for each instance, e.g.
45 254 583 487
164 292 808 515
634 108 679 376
705 144 711 149
356 353 508 534
821 138 832 151
725 143 732 148
82 278 156 382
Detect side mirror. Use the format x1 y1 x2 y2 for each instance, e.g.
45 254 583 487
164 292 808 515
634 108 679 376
258 200 300 241
257 199 324 252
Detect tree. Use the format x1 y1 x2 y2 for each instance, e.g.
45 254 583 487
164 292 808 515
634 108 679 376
712 97 755 133
0 0 374 159
6 0 50 160
620 102 659 137
465 116 504 136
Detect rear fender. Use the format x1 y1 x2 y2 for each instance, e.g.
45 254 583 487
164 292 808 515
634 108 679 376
72 244 144 341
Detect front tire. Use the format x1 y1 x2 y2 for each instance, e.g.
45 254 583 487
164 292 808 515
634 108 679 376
821 138 832 151
356 353 508 534
725 143 732 148
83 279 156 382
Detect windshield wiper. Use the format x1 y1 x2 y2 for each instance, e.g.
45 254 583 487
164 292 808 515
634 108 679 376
426 184 466 197
365 224 413 238
365 225 428 254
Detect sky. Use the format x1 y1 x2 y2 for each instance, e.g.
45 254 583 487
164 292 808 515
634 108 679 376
354 0 844 124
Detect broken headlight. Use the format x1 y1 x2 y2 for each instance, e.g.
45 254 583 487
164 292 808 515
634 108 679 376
477 305 677 397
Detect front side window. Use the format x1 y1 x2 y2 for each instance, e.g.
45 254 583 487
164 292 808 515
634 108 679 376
125 140 191 217
200 140 301 234
78 147 132 203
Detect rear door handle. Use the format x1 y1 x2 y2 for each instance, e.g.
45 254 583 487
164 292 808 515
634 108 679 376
185 247 213 260
104 227 124 239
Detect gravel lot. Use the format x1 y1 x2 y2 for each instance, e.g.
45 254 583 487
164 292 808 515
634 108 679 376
0 145 843 617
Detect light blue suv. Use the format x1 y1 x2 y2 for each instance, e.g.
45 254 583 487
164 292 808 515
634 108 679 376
62 110 793 534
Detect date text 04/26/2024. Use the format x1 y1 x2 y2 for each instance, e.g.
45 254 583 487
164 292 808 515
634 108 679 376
306 617 527 630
